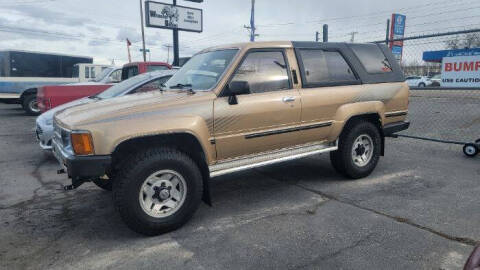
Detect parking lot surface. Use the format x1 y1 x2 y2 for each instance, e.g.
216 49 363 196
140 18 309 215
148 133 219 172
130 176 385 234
0 97 478 269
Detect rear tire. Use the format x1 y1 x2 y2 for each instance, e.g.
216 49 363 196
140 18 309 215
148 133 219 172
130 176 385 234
113 147 203 236
330 120 381 179
22 94 40 116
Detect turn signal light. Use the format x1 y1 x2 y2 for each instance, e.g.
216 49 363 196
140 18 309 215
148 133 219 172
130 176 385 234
71 133 94 155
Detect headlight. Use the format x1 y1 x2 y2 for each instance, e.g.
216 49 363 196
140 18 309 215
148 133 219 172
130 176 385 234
70 131 94 155
60 128 73 154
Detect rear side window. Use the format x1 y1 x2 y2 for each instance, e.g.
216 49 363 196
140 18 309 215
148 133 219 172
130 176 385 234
350 44 392 73
147 65 169 72
122 66 139 80
298 49 356 85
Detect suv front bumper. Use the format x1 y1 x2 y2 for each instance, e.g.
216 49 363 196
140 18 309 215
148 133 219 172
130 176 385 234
52 139 111 181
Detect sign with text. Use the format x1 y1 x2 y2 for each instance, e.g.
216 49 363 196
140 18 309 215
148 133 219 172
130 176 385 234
389 13 406 61
441 55 480 87
145 1 203 33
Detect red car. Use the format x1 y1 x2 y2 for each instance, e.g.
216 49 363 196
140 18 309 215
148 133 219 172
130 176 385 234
37 62 171 113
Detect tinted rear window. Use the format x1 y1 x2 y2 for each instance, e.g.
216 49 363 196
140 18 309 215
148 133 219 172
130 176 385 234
350 44 392 74
122 66 139 80
146 65 169 72
298 49 356 85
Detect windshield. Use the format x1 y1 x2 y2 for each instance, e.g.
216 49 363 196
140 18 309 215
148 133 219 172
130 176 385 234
96 72 156 99
164 49 238 91
93 67 113 82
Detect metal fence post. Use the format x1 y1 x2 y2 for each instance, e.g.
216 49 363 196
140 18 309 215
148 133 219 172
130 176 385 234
323 24 328 42
385 19 390 45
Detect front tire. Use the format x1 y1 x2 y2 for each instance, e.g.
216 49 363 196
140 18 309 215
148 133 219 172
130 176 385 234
113 148 203 235
418 82 426 87
22 94 40 116
330 121 381 179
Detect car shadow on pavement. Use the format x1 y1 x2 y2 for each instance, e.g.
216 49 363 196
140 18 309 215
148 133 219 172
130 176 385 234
3 153 341 256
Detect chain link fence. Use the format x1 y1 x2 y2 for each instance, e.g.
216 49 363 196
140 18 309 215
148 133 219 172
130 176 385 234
376 30 480 143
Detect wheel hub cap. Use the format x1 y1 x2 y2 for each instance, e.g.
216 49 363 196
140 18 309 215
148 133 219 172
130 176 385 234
355 144 366 156
139 170 187 218
352 134 374 167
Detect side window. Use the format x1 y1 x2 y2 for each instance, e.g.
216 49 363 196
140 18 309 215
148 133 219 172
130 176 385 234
90 67 96 79
109 70 122 82
147 65 168 72
350 44 392 73
298 49 356 85
123 66 139 79
85 66 90 79
131 79 161 94
231 50 290 94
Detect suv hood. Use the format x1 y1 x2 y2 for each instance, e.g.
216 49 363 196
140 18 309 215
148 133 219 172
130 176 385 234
55 90 215 128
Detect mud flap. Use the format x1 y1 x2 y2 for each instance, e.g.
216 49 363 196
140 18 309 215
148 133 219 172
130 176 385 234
202 178 212 206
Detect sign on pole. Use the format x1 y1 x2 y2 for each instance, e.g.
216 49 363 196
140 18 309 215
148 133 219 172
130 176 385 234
441 55 480 88
145 1 203 33
389 13 406 61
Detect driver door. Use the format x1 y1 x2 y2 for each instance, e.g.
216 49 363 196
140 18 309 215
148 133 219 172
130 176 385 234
213 49 302 160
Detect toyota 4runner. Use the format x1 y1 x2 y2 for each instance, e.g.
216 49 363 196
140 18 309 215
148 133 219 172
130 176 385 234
52 41 409 235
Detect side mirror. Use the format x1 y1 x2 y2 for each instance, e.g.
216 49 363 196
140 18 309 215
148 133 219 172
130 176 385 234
228 81 250 95
227 81 249 105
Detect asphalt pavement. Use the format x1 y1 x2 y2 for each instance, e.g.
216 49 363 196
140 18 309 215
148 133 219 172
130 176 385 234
0 97 478 270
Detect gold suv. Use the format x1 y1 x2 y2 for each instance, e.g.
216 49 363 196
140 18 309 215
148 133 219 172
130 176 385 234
52 41 409 235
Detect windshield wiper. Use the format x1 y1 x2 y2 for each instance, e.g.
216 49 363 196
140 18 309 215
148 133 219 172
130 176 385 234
169 83 195 94
169 83 193 89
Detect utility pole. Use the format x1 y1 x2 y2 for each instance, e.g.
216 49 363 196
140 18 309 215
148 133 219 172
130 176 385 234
385 19 390 45
323 24 328 42
349 31 358 43
244 0 257 41
163 44 172 64
172 0 179 66
139 0 147 62
315 31 319 42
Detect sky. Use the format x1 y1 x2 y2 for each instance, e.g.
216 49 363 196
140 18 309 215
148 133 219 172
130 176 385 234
0 0 479 66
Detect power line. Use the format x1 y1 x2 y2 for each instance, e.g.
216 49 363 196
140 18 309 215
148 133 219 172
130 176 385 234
256 0 477 29
0 0 56 6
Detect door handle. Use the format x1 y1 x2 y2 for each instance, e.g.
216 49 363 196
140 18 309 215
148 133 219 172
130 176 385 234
282 96 296 102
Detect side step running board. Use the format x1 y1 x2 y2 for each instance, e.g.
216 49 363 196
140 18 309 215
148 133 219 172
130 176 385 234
209 142 338 178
